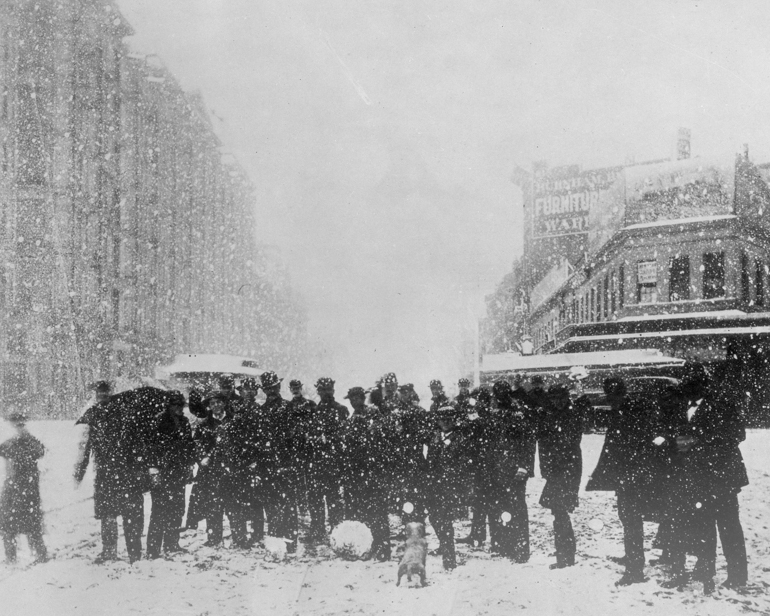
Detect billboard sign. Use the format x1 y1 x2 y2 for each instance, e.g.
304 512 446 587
532 166 622 239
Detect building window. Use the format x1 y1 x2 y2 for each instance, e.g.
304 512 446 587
603 273 610 319
590 288 596 321
597 280 603 321
618 264 624 309
741 252 751 302
703 251 725 299
610 271 617 315
669 255 691 301
636 260 657 304
756 260 764 307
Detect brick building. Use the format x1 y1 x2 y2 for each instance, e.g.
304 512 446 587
484 142 770 424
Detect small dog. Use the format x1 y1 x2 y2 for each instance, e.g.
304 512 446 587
396 522 428 587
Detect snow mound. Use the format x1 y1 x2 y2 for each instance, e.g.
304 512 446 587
263 536 289 561
330 521 373 560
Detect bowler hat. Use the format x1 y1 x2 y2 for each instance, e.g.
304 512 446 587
168 391 186 407
6 410 27 425
240 377 260 390
260 371 282 388
345 386 366 399
91 380 111 393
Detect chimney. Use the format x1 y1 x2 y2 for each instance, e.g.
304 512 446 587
677 128 691 160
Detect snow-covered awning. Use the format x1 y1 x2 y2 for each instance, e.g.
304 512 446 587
622 214 736 232
481 348 683 373
570 325 770 345
155 354 262 381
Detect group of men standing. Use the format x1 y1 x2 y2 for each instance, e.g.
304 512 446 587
72 363 749 593
590 365 749 594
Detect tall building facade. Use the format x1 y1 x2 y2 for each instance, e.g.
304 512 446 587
0 0 306 416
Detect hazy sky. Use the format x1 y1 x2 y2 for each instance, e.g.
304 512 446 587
116 0 770 395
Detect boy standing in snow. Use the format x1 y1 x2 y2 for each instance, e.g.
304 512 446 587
0 410 48 565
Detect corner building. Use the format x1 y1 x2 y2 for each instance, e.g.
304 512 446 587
490 148 770 425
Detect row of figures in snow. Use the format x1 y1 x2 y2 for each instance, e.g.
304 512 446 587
0 364 749 594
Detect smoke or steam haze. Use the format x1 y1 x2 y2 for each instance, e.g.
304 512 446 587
117 0 770 391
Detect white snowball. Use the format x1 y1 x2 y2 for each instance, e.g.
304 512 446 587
330 521 374 560
263 536 288 561
402 502 414 514
588 518 604 532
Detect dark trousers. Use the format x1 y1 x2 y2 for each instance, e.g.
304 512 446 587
264 478 298 550
552 506 576 566
347 482 390 559
617 488 645 575
489 480 529 562
147 481 186 556
714 490 747 584
101 492 144 562
306 471 343 537
207 499 248 546
394 475 427 527
247 494 266 542
3 529 46 563
469 477 490 543
667 499 716 581
429 501 457 569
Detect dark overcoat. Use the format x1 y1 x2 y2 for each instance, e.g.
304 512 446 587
538 400 583 511
0 430 45 535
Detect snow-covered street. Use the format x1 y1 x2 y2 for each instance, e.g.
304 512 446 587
0 422 767 616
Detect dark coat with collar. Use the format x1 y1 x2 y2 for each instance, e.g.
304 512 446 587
424 427 472 508
586 394 667 494
537 399 583 511
662 393 749 492
486 402 536 493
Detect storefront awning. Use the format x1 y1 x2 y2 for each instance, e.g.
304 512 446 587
481 348 684 373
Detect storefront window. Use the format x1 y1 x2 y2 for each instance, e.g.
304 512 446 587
637 260 657 304
703 251 725 299
669 255 690 301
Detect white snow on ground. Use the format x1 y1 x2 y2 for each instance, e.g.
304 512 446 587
0 422 768 615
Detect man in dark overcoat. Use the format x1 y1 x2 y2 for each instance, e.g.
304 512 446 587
301 377 346 542
538 385 583 569
424 404 472 570
1 410 47 564
188 393 232 547
146 391 196 558
379 373 431 527
288 379 316 518
587 377 667 586
487 381 535 563
342 387 391 560
260 371 299 553
659 364 748 593
74 382 152 564
458 387 494 548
